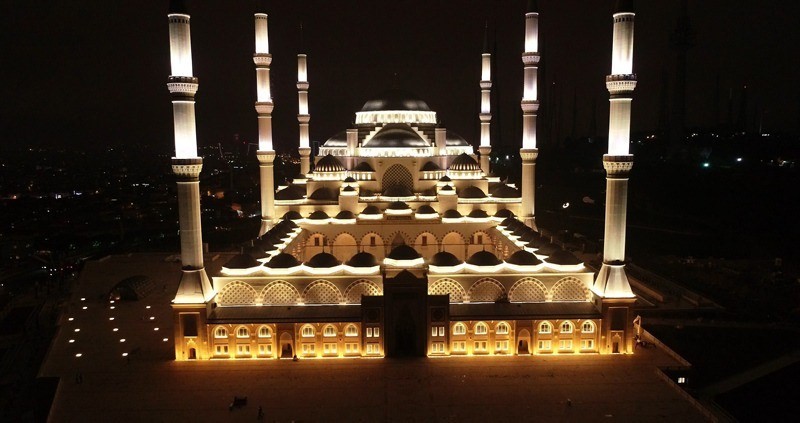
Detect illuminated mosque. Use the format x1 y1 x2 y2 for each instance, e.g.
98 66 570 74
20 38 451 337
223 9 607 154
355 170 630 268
167 0 640 360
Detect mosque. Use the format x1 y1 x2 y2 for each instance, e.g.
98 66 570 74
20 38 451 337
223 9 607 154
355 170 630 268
166 0 639 360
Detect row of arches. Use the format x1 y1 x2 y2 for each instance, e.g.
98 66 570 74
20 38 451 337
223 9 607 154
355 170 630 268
429 277 590 303
217 279 381 306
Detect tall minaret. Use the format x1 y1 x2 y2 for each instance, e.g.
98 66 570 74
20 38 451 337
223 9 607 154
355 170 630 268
254 4 275 236
166 0 213 305
478 23 492 176
297 25 311 176
520 0 540 228
593 0 637 301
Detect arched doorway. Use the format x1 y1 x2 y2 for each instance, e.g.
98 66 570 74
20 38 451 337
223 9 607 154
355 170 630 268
188 348 197 359
612 333 622 354
381 164 414 195
280 332 294 358
517 329 531 355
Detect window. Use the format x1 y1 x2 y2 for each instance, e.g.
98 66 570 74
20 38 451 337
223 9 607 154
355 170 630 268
453 323 466 335
236 326 249 338
366 327 373 338
438 326 445 337
323 343 337 354
366 343 380 354
678 377 686 384
258 326 272 338
538 340 551 351
182 314 198 337
538 322 552 334
560 321 573 334
301 326 315 338
559 340 573 350
582 321 595 333
345 325 358 337
370 236 376 246
475 322 488 335
345 343 359 353
258 344 272 355
431 326 445 337
495 340 509 352
477 235 483 244
496 322 509 335
452 341 466 352
421 236 428 246
314 237 320 246
474 341 488 352
302 343 315 355
323 325 336 337
431 342 445 354
215 345 229 355
373 327 380 337
237 344 251 355
580 339 594 350
214 326 228 339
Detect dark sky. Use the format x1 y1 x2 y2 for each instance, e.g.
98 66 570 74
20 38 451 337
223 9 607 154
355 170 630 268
2 1 799 153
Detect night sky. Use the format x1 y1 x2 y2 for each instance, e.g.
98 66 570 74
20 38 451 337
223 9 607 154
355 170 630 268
2 1 798 154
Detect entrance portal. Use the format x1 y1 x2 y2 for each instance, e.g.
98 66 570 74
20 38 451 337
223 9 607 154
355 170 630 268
188 348 197 359
384 270 427 358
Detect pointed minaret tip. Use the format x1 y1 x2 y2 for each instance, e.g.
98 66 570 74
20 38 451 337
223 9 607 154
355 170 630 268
169 0 188 14
482 21 490 54
615 0 634 13
527 0 538 13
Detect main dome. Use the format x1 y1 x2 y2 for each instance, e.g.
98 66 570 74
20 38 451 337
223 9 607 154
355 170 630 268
359 89 431 112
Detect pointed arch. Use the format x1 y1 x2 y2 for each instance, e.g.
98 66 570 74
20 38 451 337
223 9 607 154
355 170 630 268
381 163 414 194
217 281 257 305
442 231 466 260
551 277 590 302
331 232 358 262
468 278 505 302
303 280 344 304
360 232 385 260
344 279 381 304
413 231 438 260
509 277 548 303
260 280 300 305
429 278 467 303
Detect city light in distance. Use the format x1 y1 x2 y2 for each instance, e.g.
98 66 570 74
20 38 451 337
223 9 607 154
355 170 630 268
75 353 82 358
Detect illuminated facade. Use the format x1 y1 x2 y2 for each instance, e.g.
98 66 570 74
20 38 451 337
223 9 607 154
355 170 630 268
170 0 638 360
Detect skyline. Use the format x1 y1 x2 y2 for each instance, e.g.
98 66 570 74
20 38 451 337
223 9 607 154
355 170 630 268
2 1 799 153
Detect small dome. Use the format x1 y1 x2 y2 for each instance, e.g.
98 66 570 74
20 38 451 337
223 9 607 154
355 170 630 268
334 210 356 220
346 252 379 267
224 253 260 269
506 250 543 266
365 123 428 148
309 187 339 201
252 238 275 251
243 246 268 260
342 186 356 192
459 186 487 199
439 184 454 192
442 209 462 219
526 236 546 249
305 252 341 268
430 251 462 267
353 162 374 172
494 209 515 218
422 188 437 196
315 154 346 172
308 210 330 220
546 249 582 265
467 250 502 266
387 201 410 210
322 131 347 147
449 153 481 171
490 184 521 198
499 217 518 228
512 225 533 237
439 175 452 182
383 185 413 197
361 205 381 215
416 205 436 214
387 244 421 260
421 161 442 171
275 185 305 200
535 243 561 256
282 210 303 221
360 89 431 112
266 253 301 268
343 176 356 183
519 231 540 243
467 209 489 218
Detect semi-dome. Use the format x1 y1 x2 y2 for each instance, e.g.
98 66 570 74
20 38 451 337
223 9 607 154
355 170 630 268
459 186 487 199
334 210 356 220
315 154 346 172
282 210 303 220
416 205 436 214
322 131 347 147
387 201 410 210
224 253 260 269
467 209 489 218
346 252 379 267
490 184 521 198
449 153 481 171
421 161 442 171
361 205 381 215
506 250 543 266
275 185 305 201
546 249 583 265
383 185 414 197
467 250 502 266
360 89 431 112
309 187 338 201
308 210 330 220
442 209 462 219
364 123 428 148
305 252 341 268
387 244 421 260
494 209 515 218
445 130 470 146
430 251 462 267
353 162 374 172
266 253 301 268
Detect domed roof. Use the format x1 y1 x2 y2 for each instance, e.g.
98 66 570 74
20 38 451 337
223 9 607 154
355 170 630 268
535 243 561 256
342 186 356 193
459 186 487 199
430 251 463 267
360 89 431 112
387 201 409 210
346 252 379 267
334 210 356 220
519 231 540 243
442 209 462 219
421 161 442 171
467 250 502 266
252 238 275 251
499 217 518 228
243 246 268 260
309 187 338 201
361 205 381 215
305 252 341 268
439 184 454 192
439 175 452 182
282 210 303 220
387 244 421 260
416 204 436 214
315 154 346 172
323 130 347 147
506 250 543 266
490 184 521 198
308 210 329 220
275 185 305 200
365 123 428 148
526 236 546 249
449 153 481 171
353 161 374 172
266 253 301 268
383 184 413 197
494 209 515 218
467 209 489 218
343 176 356 183
224 253 260 269
512 225 533 237
546 249 582 265
445 130 470 146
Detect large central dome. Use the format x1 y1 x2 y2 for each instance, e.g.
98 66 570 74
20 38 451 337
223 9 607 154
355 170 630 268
360 89 432 112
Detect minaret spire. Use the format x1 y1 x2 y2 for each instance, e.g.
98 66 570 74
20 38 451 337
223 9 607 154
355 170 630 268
297 22 311 176
478 21 493 176
520 0 540 228
166 2 213 306
254 2 276 235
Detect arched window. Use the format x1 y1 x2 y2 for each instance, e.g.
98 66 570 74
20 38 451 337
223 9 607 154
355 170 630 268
582 321 595 334
258 326 272 338
475 322 488 335
560 321 574 334
323 325 337 337
214 326 228 338
345 325 358 337
301 325 315 338
453 323 467 335
496 322 509 335
236 326 249 338
538 321 552 334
